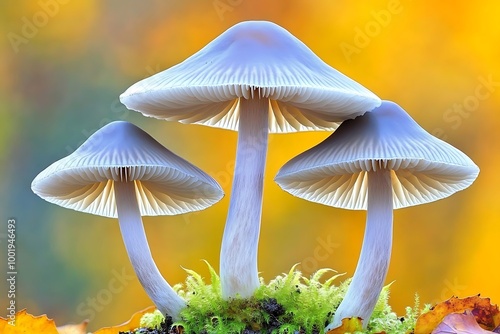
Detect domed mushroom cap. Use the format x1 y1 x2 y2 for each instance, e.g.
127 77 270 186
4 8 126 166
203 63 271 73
31 121 224 218
275 101 479 210
120 20 380 132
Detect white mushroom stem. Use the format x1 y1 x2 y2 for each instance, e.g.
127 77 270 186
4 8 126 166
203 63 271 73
220 96 269 299
328 168 393 330
114 179 186 319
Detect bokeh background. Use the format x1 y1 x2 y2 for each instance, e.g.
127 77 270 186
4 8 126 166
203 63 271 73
1 0 499 331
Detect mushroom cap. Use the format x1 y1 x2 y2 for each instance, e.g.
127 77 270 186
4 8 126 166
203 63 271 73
120 20 380 133
275 101 479 210
31 121 224 218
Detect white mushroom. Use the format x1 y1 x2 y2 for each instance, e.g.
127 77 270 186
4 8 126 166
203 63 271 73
275 101 479 329
120 20 381 299
31 121 224 320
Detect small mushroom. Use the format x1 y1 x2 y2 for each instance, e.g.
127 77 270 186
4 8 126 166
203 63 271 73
120 20 381 298
275 101 479 329
31 121 224 320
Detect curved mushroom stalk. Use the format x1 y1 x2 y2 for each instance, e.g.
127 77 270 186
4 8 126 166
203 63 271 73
327 169 393 330
31 121 224 318
220 96 269 299
114 179 186 319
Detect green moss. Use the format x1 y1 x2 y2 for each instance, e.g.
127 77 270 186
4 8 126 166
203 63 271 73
138 262 426 334
139 309 165 330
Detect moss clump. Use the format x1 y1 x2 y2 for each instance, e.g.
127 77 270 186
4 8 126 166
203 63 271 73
139 309 168 330
131 262 425 334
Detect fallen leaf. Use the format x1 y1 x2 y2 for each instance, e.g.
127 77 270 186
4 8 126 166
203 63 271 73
415 295 500 334
473 300 500 330
326 317 364 333
57 319 89 334
93 305 156 334
432 311 494 334
0 309 58 333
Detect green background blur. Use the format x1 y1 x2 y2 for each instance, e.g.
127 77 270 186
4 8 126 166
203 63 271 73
1 0 499 331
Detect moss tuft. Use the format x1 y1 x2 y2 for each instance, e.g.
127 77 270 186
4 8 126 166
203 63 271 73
139 309 166 330
135 262 425 334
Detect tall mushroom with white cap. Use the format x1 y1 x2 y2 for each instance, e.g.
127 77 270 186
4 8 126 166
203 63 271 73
120 20 381 298
31 121 224 320
275 101 479 329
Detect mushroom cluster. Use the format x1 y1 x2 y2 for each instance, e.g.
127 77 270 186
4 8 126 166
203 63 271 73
31 21 479 331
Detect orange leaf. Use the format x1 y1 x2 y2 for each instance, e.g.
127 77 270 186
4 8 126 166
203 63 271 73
471 299 500 330
415 295 500 334
93 305 156 334
326 317 364 333
0 309 58 334
57 319 89 334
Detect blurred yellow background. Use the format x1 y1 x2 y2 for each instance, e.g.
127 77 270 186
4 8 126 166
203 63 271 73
1 0 499 331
